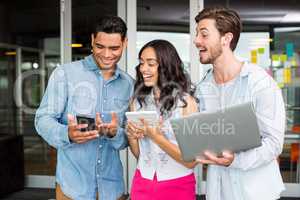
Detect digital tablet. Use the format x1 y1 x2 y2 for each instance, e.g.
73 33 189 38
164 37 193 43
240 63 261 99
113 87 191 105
125 111 159 127
170 102 262 162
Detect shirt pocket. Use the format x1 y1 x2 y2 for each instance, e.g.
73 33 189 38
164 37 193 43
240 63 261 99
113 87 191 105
72 94 96 115
103 98 129 126
113 98 129 113
233 93 250 105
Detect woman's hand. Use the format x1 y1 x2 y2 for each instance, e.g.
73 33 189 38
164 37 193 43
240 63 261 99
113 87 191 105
139 118 163 139
126 121 144 140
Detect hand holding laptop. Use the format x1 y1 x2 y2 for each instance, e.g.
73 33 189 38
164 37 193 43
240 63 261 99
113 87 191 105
196 150 235 166
170 102 262 163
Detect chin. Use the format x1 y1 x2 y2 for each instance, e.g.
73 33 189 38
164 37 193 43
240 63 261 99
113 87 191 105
100 65 114 70
144 82 154 87
200 58 211 64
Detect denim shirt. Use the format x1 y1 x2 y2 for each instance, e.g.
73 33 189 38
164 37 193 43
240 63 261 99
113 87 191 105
196 63 285 200
35 55 134 200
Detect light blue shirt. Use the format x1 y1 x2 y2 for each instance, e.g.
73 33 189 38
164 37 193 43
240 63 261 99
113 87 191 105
35 55 134 200
196 63 285 200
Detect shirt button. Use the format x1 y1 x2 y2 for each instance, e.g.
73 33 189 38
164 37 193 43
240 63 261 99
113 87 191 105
101 114 104 118
96 174 100 177
97 160 101 164
99 145 102 149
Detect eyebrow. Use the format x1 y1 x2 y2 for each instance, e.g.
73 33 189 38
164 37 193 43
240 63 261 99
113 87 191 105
95 43 121 48
147 58 157 61
140 58 157 63
199 27 209 32
140 58 157 61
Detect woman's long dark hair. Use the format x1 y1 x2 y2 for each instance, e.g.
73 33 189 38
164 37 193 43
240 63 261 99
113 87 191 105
133 39 196 117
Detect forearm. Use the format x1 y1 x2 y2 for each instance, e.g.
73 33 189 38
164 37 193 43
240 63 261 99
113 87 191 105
128 138 140 159
35 111 71 149
229 81 285 170
229 129 284 170
151 133 196 169
34 65 71 149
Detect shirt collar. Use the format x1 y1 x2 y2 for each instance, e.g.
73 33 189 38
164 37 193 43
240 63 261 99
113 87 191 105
239 62 252 77
82 54 121 79
206 62 251 81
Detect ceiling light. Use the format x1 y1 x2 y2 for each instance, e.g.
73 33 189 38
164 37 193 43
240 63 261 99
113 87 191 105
71 43 83 48
5 51 16 56
274 27 300 33
281 13 300 23
33 63 39 69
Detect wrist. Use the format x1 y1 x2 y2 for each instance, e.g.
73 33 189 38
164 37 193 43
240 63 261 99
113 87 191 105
128 137 139 143
150 130 162 141
106 132 116 138
107 127 118 138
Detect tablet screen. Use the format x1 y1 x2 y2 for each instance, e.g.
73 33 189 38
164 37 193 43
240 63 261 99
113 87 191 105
125 111 159 127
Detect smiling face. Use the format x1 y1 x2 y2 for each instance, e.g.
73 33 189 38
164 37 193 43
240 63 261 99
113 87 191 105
194 18 223 64
91 32 127 70
138 47 159 87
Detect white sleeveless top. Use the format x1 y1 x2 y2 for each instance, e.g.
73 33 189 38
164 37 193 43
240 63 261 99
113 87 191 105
133 93 193 181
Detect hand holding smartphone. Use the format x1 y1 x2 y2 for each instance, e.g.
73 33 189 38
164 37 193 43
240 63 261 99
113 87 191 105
67 114 99 144
76 115 96 132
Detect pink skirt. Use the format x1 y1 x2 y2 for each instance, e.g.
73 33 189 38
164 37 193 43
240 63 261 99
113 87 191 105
130 169 196 200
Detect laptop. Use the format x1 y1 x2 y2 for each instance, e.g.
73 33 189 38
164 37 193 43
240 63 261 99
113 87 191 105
170 102 262 162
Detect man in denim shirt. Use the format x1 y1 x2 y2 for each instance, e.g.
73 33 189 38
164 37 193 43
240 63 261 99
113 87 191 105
35 16 134 200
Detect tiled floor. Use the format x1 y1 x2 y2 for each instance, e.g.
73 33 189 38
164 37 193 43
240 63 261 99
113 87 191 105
1 188 55 200
1 188 300 200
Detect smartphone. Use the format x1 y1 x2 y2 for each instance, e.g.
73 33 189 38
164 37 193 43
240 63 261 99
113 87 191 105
76 115 96 132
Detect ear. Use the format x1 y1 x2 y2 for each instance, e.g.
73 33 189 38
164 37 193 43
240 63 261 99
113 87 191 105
91 34 95 47
122 37 128 49
221 32 233 47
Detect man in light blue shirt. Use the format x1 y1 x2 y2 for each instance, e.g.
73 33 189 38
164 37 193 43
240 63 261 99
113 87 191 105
194 7 285 200
35 16 133 200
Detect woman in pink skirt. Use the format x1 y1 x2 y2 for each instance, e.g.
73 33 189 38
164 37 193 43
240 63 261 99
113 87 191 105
126 40 198 200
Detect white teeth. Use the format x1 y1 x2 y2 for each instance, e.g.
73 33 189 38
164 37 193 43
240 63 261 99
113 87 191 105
143 75 152 78
198 47 206 51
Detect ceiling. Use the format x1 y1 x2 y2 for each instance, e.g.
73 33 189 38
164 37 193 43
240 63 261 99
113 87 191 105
0 0 299 50
137 0 300 26
2 0 300 34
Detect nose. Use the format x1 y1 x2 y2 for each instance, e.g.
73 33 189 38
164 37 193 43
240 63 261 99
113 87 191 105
104 48 112 58
139 63 148 73
193 35 201 47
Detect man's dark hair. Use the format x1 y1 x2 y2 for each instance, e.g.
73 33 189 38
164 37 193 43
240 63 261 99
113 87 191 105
93 16 127 40
195 7 242 51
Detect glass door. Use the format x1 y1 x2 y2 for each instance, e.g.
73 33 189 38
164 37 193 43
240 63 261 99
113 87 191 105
0 44 58 187
271 27 300 197
0 46 17 135
20 49 56 177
